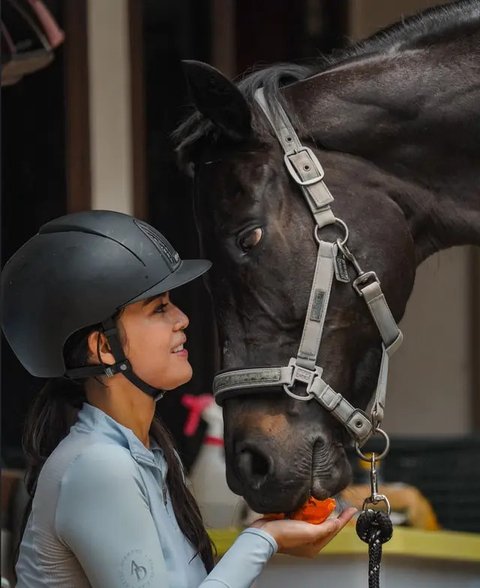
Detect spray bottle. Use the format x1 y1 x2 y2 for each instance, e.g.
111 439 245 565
183 394 242 528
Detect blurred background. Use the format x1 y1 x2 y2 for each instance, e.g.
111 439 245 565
1 0 480 579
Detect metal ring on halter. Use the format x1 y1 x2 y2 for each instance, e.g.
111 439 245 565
355 428 391 461
283 384 314 401
314 217 349 246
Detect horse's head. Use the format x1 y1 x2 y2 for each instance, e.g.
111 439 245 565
176 61 417 513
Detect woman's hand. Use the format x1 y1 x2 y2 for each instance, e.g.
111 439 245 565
250 507 357 558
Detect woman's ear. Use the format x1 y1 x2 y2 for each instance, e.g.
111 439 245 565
87 331 115 366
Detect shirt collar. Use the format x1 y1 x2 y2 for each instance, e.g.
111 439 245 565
73 403 166 471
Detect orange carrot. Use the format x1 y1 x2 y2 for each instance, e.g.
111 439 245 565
264 497 336 525
291 497 336 524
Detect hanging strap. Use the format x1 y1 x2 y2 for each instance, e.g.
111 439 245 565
356 279 403 425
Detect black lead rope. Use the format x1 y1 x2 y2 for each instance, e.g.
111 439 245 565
356 509 393 588
355 445 393 588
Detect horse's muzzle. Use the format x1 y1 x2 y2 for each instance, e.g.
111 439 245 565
226 435 352 513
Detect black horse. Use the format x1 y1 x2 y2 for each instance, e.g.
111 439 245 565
175 0 480 513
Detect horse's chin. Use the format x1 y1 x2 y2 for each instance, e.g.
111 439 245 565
243 487 311 514
261 479 351 514
241 470 352 514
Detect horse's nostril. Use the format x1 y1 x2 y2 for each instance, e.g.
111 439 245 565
236 445 273 489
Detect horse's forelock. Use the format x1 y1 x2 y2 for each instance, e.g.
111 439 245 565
172 112 219 171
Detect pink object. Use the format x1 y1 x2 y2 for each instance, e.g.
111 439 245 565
182 394 214 437
204 436 224 446
27 0 64 48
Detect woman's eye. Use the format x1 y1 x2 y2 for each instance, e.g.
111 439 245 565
238 227 263 252
154 303 168 313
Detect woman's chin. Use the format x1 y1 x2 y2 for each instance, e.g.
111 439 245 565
161 364 193 391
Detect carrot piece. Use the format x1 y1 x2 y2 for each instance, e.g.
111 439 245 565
264 497 336 525
291 497 336 524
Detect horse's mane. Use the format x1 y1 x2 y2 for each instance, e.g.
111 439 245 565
174 0 480 160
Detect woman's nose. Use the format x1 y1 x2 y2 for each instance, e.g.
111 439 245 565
173 305 189 330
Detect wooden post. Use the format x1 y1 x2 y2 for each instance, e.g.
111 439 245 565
63 0 92 212
471 247 480 431
129 0 147 220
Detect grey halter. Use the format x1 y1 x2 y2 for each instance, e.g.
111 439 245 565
213 88 403 447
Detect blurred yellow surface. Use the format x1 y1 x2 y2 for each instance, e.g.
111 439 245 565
341 484 440 530
208 526 480 562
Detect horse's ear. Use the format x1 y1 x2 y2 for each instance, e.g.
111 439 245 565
182 60 252 141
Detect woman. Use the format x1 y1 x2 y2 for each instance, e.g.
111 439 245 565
1 210 356 587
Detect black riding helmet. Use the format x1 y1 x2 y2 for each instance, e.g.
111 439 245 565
0 210 211 398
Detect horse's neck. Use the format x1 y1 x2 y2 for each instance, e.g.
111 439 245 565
285 32 480 263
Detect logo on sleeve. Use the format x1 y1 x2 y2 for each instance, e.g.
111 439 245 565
120 550 154 587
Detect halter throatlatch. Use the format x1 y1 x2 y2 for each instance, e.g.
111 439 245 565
212 87 403 447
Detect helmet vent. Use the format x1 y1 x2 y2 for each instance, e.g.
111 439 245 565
134 220 180 269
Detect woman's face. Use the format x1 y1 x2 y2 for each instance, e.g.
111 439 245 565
118 292 192 390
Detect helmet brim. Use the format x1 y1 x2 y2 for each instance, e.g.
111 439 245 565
125 259 212 305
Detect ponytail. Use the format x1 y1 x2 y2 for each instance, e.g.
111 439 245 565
18 321 95 548
22 377 85 499
15 376 86 571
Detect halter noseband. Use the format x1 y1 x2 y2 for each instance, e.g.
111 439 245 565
212 88 403 447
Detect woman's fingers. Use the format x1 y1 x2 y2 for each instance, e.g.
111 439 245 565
309 507 357 540
337 506 358 525
309 517 341 539
310 507 358 551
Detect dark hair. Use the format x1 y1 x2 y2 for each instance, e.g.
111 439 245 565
17 318 215 574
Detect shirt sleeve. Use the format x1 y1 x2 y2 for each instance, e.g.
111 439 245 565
56 444 170 588
55 444 277 588
201 528 277 588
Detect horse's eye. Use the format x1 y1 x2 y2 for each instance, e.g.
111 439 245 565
238 227 263 252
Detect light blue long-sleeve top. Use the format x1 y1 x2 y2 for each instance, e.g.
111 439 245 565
15 403 277 587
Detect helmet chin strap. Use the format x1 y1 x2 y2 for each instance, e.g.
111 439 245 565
65 317 165 401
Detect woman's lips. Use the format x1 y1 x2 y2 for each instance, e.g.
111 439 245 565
172 342 188 358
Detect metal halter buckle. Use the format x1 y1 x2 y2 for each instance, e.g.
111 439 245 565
282 358 322 401
353 271 380 296
284 148 325 186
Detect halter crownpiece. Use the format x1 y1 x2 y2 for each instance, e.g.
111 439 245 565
213 87 403 446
